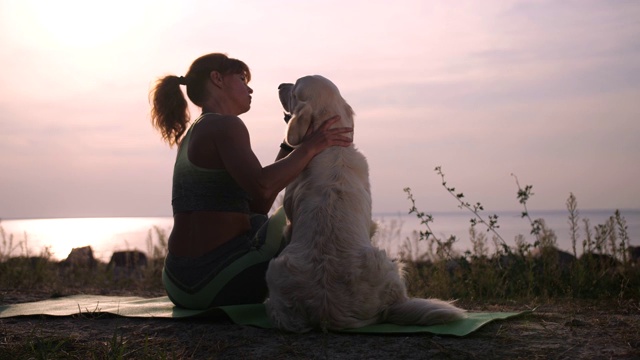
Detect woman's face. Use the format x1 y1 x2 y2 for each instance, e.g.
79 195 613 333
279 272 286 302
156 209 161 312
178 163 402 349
224 72 253 115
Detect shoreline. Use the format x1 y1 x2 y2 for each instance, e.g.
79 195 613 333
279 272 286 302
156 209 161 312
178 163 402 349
2 208 638 262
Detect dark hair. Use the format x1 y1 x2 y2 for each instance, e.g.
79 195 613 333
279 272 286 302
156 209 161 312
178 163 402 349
149 53 251 147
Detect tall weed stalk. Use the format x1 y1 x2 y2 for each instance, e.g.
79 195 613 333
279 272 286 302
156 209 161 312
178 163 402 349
400 166 639 301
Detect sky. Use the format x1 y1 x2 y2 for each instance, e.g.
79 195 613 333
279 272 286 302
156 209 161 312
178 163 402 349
0 0 639 220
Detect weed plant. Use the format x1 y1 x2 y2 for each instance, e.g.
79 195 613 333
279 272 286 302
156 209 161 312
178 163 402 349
400 167 639 302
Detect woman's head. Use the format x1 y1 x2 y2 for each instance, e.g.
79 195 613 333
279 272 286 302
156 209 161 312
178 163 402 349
183 53 251 107
150 53 251 147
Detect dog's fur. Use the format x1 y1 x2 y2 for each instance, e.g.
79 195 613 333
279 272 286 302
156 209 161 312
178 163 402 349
265 75 466 333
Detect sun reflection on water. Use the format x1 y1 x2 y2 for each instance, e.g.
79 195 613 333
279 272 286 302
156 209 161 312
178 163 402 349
1 217 173 262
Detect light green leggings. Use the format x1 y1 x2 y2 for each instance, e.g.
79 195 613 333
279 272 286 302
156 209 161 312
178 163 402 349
162 207 287 309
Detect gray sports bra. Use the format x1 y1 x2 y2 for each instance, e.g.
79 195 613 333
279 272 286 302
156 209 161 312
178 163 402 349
171 115 250 214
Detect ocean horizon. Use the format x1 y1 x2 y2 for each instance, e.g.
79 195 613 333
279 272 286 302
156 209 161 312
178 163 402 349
2 208 638 262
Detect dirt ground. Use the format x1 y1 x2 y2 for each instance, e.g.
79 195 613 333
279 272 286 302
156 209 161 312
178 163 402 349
1 289 639 359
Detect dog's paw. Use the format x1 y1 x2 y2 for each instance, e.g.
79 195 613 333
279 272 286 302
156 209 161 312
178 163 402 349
369 221 379 238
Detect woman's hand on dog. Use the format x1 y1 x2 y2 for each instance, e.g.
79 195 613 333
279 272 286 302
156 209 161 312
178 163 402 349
301 116 353 155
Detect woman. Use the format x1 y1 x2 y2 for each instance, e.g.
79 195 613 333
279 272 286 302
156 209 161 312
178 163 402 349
149 53 352 309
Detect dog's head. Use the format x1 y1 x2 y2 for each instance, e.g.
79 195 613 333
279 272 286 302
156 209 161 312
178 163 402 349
278 75 354 148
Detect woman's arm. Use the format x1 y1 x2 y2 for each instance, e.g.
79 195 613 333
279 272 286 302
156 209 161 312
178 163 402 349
246 143 291 212
215 115 351 214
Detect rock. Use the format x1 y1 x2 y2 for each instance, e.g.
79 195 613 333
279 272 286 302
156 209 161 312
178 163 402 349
107 250 148 279
59 246 97 269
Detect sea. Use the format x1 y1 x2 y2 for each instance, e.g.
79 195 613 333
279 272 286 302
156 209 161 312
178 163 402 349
1 209 638 262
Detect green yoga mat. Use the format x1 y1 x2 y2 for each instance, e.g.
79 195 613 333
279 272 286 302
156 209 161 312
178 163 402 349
0 295 530 336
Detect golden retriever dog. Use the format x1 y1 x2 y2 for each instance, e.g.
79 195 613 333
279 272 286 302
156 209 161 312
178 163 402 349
265 75 466 333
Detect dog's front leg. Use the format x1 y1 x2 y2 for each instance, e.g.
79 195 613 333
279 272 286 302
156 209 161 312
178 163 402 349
369 220 378 239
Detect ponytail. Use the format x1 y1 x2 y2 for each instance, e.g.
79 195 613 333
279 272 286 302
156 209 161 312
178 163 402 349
150 75 189 147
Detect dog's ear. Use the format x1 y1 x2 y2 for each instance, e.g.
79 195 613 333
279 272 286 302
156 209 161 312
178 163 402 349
343 102 355 129
278 83 294 113
285 100 313 147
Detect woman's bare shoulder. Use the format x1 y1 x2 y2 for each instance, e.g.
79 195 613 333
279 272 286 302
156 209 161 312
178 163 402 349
199 113 244 126
195 114 245 132
192 114 249 146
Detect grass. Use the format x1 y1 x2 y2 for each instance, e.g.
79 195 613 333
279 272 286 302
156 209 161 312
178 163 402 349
0 226 173 359
0 226 167 298
2 323 187 360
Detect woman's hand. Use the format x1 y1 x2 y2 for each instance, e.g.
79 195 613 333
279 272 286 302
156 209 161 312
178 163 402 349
300 116 353 155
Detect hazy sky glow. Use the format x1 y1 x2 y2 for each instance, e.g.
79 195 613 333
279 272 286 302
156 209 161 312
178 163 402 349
1 0 639 219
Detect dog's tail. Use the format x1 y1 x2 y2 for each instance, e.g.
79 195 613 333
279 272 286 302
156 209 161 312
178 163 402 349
385 298 466 326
